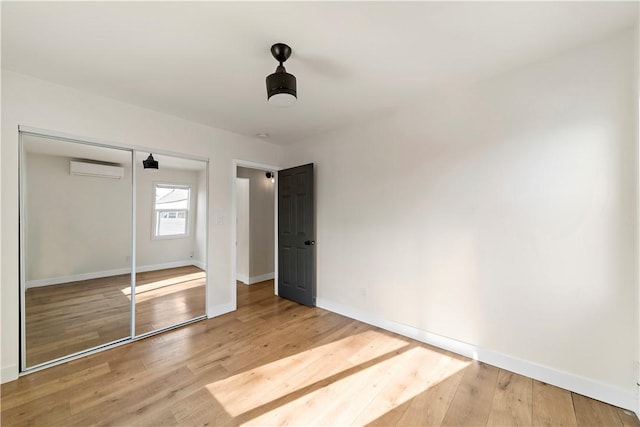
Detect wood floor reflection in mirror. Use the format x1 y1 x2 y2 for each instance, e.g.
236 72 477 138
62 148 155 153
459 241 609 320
25 266 205 366
135 266 206 335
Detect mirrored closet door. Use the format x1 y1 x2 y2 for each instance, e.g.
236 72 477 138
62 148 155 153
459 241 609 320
134 153 207 335
20 130 208 371
21 134 133 368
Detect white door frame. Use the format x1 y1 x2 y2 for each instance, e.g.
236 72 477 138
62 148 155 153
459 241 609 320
230 160 281 311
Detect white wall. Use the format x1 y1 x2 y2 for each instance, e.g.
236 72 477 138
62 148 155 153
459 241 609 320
135 163 199 268
24 152 132 284
285 30 638 410
236 178 250 283
237 167 275 282
1 70 283 382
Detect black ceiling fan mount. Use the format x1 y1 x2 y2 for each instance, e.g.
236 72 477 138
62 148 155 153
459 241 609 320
271 43 292 64
266 43 297 107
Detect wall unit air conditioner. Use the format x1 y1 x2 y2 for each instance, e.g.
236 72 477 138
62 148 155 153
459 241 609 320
70 160 124 179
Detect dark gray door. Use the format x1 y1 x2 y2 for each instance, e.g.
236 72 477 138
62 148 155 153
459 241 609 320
278 163 315 306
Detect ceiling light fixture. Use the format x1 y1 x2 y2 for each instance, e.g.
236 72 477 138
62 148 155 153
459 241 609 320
266 43 297 107
142 153 158 169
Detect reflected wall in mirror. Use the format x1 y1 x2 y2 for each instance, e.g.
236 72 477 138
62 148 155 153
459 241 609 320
134 152 207 335
22 134 132 367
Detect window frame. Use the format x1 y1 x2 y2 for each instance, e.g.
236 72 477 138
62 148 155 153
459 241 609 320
151 182 192 240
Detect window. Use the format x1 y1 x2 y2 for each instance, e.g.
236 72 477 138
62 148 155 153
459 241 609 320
153 184 191 238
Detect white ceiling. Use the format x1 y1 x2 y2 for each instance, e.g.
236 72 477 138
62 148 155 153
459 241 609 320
3 2 637 146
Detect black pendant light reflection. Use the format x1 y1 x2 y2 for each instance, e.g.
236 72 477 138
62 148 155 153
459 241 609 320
266 43 297 107
143 153 158 169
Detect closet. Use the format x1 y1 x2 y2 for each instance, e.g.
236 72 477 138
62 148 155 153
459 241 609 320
20 128 208 370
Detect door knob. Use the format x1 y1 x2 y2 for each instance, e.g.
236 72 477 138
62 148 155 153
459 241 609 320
304 240 315 246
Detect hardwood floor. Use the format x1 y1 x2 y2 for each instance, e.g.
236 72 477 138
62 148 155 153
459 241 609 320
5 280 638 426
25 266 205 367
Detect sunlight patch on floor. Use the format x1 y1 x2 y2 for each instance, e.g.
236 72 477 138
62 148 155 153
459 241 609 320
205 329 470 425
242 346 469 426
120 272 205 301
205 330 407 417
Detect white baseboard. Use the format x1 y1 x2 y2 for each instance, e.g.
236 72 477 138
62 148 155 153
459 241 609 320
27 267 131 288
27 260 199 288
208 301 235 318
192 260 206 270
248 272 274 285
135 260 195 274
317 297 637 414
1 364 19 384
236 272 274 285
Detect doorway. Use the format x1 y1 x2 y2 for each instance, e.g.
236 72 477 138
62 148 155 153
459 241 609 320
232 161 279 307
